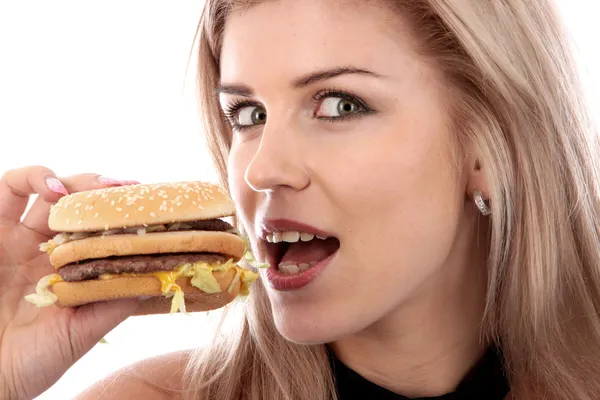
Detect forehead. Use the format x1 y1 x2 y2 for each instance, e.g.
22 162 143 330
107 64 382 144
219 0 417 83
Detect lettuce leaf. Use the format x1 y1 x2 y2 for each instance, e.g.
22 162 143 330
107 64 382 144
24 274 60 307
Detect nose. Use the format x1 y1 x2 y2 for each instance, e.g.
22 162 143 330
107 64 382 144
244 121 310 193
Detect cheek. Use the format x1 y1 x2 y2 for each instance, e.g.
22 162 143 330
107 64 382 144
324 117 463 278
227 142 256 226
384 142 459 237
325 127 459 227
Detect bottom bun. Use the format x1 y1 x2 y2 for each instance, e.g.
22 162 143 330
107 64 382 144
51 269 241 314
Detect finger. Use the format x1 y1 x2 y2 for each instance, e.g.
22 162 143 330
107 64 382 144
21 175 140 238
0 166 68 227
69 298 143 356
19 196 61 239
62 174 129 193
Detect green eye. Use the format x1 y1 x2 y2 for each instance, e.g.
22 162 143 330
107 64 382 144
316 97 362 118
337 99 359 115
238 106 267 126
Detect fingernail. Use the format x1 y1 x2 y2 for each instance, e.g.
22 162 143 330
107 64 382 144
45 176 69 195
97 176 125 186
121 180 141 185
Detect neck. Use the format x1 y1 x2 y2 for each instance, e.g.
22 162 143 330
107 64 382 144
332 217 489 397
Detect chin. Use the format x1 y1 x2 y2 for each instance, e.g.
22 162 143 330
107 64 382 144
273 313 342 345
268 296 370 345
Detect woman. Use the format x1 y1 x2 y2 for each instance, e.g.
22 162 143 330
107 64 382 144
1 0 599 399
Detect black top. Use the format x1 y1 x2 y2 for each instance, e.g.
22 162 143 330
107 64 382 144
331 347 510 400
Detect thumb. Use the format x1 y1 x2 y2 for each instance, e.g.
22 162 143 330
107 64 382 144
69 298 143 351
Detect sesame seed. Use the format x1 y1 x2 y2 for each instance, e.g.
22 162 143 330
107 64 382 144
78 220 82 224
125 214 130 219
116 207 122 212
75 210 80 215
138 206 144 211
66 219 71 224
75 203 81 208
94 212 99 218
149 196 155 200
150 212 157 217
184 194 189 199
176 202 182 206
111 201 115 206
105 224 109 230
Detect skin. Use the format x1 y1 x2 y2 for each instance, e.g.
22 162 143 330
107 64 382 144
221 0 491 396
0 0 495 398
74 351 190 400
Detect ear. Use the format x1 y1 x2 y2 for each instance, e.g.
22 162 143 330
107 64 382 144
465 157 490 202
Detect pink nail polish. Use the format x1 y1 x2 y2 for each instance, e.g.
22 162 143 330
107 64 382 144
45 176 69 195
97 176 125 186
122 180 141 185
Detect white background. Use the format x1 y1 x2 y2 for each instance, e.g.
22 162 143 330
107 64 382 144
0 1 599 399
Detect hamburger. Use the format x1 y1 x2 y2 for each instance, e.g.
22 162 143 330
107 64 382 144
25 181 263 314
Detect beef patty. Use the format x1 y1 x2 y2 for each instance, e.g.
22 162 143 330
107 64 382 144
58 253 228 282
176 219 234 232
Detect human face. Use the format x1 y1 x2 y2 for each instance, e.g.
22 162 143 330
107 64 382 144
219 0 472 344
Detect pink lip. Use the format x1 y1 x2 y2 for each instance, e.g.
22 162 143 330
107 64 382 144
258 218 334 239
264 251 337 291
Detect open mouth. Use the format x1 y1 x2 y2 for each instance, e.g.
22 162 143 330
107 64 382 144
263 232 340 275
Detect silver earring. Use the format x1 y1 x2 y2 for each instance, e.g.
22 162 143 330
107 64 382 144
473 189 491 216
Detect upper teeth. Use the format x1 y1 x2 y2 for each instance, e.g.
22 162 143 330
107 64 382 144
265 231 328 243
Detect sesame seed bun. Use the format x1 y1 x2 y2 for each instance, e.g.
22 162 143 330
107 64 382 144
51 268 242 313
48 181 235 232
49 230 245 270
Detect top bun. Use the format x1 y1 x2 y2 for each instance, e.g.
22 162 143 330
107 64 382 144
49 181 236 232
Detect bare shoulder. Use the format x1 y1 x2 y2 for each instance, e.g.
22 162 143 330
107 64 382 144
75 350 192 400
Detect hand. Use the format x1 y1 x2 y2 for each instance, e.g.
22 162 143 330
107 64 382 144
0 166 142 400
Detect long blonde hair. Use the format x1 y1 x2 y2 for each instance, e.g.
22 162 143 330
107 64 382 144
182 1 600 399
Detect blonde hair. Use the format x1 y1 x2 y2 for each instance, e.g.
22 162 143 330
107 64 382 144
182 1 600 399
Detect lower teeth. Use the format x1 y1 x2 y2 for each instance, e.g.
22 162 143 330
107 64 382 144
278 261 318 275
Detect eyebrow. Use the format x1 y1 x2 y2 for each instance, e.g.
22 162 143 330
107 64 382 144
216 66 383 97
